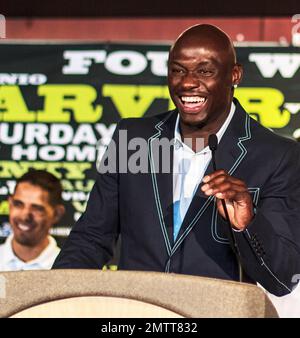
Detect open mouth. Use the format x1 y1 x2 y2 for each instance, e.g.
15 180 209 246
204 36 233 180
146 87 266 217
17 223 34 232
180 96 207 112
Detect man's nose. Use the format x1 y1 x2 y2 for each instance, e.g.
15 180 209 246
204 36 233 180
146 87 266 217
181 71 201 90
19 206 34 221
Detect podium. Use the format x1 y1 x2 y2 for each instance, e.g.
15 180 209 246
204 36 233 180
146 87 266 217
0 270 278 318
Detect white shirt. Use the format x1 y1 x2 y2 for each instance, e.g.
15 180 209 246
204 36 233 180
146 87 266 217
0 234 60 271
263 285 300 318
172 102 236 239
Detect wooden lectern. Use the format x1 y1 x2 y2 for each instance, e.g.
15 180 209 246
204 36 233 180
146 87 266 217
0 270 278 317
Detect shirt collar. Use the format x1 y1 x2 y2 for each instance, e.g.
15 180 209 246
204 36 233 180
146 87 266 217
2 234 58 267
174 101 236 154
1 234 15 265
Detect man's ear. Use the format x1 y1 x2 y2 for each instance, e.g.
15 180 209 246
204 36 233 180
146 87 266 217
232 63 243 87
53 205 65 223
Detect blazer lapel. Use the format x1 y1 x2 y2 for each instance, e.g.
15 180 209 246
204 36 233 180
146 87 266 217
173 99 253 251
148 110 178 254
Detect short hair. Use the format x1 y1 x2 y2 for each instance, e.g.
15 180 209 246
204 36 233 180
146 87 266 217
14 170 63 206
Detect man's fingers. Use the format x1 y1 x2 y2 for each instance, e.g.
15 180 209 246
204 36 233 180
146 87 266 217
202 183 247 197
215 190 246 200
202 177 246 191
203 171 246 187
202 171 254 230
202 169 227 183
201 171 247 195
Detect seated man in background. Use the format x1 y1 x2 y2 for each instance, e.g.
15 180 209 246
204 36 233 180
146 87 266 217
0 170 65 271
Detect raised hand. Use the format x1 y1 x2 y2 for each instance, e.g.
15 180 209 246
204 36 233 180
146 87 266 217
201 170 254 230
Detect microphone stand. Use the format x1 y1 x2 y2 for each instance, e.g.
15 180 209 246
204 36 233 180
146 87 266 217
209 134 243 283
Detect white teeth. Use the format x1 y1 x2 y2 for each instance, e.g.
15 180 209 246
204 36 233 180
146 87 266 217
181 96 206 103
18 224 31 231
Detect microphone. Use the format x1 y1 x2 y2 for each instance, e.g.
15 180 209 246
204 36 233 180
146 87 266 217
208 134 243 282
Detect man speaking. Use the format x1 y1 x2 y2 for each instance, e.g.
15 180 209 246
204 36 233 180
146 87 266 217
53 24 300 297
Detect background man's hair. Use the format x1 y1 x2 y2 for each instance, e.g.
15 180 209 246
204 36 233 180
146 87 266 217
15 169 63 206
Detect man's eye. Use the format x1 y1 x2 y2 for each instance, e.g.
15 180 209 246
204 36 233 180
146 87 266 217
32 205 45 213
198 69 213 75
172 68 184 74
12 200 22 208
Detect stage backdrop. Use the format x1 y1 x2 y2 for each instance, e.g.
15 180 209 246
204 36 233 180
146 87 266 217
1 42 300 245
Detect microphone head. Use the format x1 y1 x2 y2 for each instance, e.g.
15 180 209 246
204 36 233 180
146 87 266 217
208 134 218 151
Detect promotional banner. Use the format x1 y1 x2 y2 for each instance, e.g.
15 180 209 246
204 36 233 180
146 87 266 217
0 43 299 244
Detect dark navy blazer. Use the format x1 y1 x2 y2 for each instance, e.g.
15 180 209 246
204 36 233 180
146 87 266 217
53 99 300 296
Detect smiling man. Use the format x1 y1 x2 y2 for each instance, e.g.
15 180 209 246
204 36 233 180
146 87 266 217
168 24 241 136
0 170 65 271
53 24 300 298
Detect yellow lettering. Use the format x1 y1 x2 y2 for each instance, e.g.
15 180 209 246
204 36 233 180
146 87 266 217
103 84 175 118
0 161 29 178
61 180 94 192
0 201 9 215
102 265 118 271
74 180 95 192
236 88 290 128
0 161 91 180
0 86 35 122
62 163 91 179
72 201 87 213
61 180 74 191
37 85 103 123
